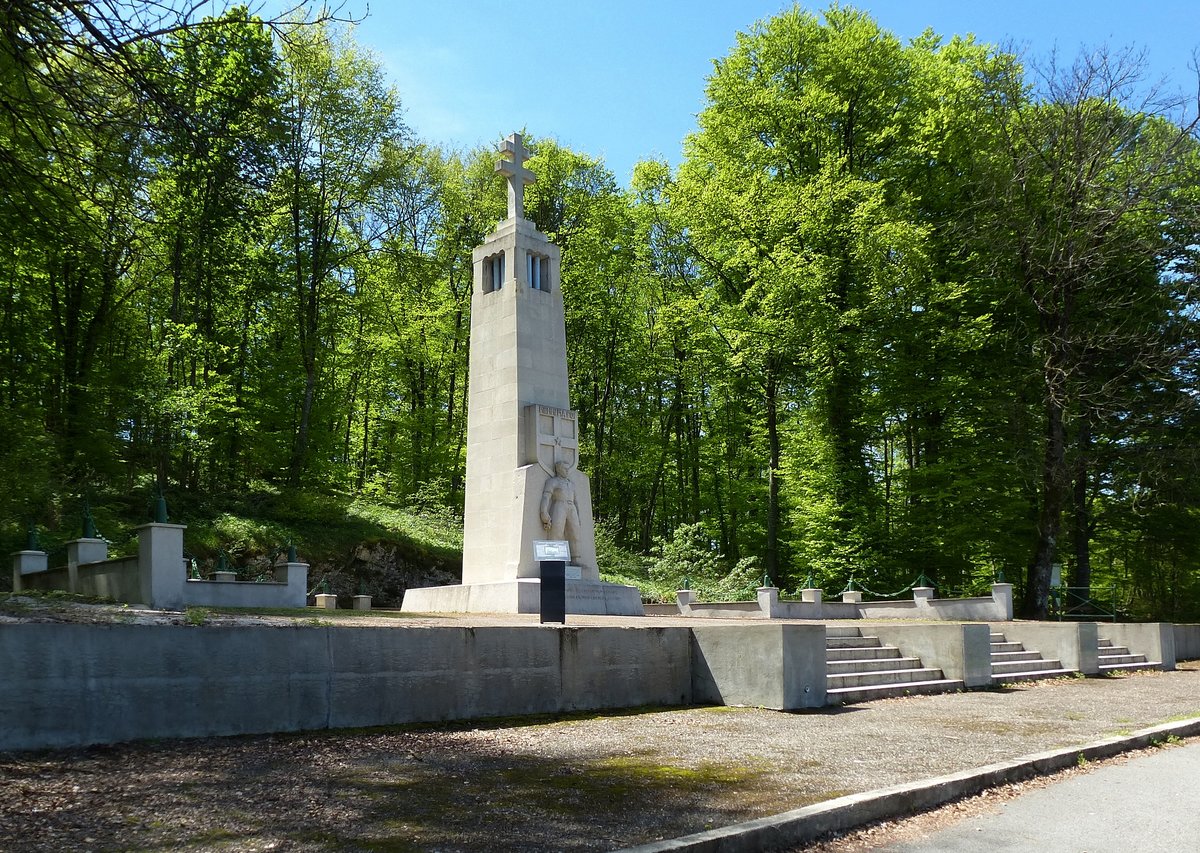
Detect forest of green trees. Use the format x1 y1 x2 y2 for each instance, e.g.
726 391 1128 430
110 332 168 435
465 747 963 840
2 3 1198 618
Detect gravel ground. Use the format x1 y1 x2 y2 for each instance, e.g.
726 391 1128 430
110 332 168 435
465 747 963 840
2 602 1198 852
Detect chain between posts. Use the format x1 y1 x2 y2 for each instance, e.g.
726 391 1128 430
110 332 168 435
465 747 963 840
833 574 925 599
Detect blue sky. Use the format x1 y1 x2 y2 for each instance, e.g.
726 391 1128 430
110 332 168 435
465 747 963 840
263 1 1197 186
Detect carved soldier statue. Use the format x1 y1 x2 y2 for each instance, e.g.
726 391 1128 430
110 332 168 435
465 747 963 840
540 460 583 558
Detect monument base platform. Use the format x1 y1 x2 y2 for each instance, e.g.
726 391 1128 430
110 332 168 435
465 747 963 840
400 578 644 616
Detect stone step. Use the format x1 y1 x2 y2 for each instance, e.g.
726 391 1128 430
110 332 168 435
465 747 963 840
826 645 903 662
990 641 1025 653
993 668 1075 684
992 658 1064 675
1099 657 1147 671
991 650 1042 663
1100 660 1161 673
826 678 964 706
1099 653 1148 667
827 636 884 649
825 625 863 639
827 657 923 675
827 667 947 690
990 633 1008 642
1099 644 1132 657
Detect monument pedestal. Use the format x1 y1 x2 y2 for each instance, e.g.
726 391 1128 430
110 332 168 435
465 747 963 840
401 578 643 616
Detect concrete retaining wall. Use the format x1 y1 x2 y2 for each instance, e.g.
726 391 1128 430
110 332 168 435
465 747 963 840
3 617 1187 752
0 622 695 751
996 622 1100 674
1174 624 1200 660
868 623 993 688
691 624 826 709
0 620 838 751
1103 622 1176 670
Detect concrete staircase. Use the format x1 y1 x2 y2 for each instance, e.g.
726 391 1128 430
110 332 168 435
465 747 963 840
825 626 962 705
989 632 1073 683
1097 637 1159 673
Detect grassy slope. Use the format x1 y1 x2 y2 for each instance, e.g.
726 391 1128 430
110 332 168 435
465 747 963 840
2 485 666 605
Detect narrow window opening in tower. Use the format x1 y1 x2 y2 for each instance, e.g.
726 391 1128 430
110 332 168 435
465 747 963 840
484 251 505 293
528 252 550 292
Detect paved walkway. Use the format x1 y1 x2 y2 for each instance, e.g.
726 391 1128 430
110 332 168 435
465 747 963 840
879 739 1200 852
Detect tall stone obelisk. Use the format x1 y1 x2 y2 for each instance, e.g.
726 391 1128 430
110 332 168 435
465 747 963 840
401 133 642 615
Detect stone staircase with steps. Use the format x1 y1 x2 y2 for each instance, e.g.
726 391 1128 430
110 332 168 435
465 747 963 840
990 632 1074 683
1097 637 1159 673
825 626 963 705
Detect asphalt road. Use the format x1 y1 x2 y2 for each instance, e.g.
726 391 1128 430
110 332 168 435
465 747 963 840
878 739 1200 852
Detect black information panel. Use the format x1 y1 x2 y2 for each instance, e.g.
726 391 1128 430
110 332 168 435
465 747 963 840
540 560 566 624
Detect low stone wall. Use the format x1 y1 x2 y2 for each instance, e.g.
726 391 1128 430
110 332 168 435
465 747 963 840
679 601 765 619
691 623 827 709
0 622 694 751
868 622 993 688
24 557 143 602
12 525 307 611
1104 622 1176 670
676 584 1013 622
3 614 1189 752
0 620 838 752
994 621 1100 674
17 564 70 594
181 563 308 609
1174 624 1200 660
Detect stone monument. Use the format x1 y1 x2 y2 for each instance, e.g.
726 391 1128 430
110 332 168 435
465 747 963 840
401 133 643 615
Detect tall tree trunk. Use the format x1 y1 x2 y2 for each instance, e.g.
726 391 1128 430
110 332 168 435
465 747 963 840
1025 394 1068 618
1072 410 1093 599
765 365 781 586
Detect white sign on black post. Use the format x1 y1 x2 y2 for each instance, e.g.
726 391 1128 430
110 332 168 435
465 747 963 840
534 540 569 623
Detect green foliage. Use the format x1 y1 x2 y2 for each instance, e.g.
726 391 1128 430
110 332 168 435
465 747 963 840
184 607 210 627
643 523 762 603
0 3 1197 620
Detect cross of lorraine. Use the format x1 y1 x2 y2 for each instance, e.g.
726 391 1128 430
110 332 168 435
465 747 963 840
496 132 536 221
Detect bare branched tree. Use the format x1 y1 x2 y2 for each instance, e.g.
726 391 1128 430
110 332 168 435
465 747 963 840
980 44 1200 618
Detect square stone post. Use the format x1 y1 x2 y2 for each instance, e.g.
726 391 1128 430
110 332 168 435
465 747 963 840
274 561 309 608
991 583 1014 620
353 594 372 611
11 550 48 592
757 586 779 617
315 593 337 609
913 586 935 604
841 590 862 604
676 589 697 614
800 587 823 604
136 523 186 610
66 537 107 593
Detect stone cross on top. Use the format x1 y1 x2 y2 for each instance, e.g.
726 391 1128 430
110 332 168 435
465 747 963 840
495 132 536 221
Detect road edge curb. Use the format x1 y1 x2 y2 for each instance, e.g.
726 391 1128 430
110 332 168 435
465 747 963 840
619 717 1200 852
